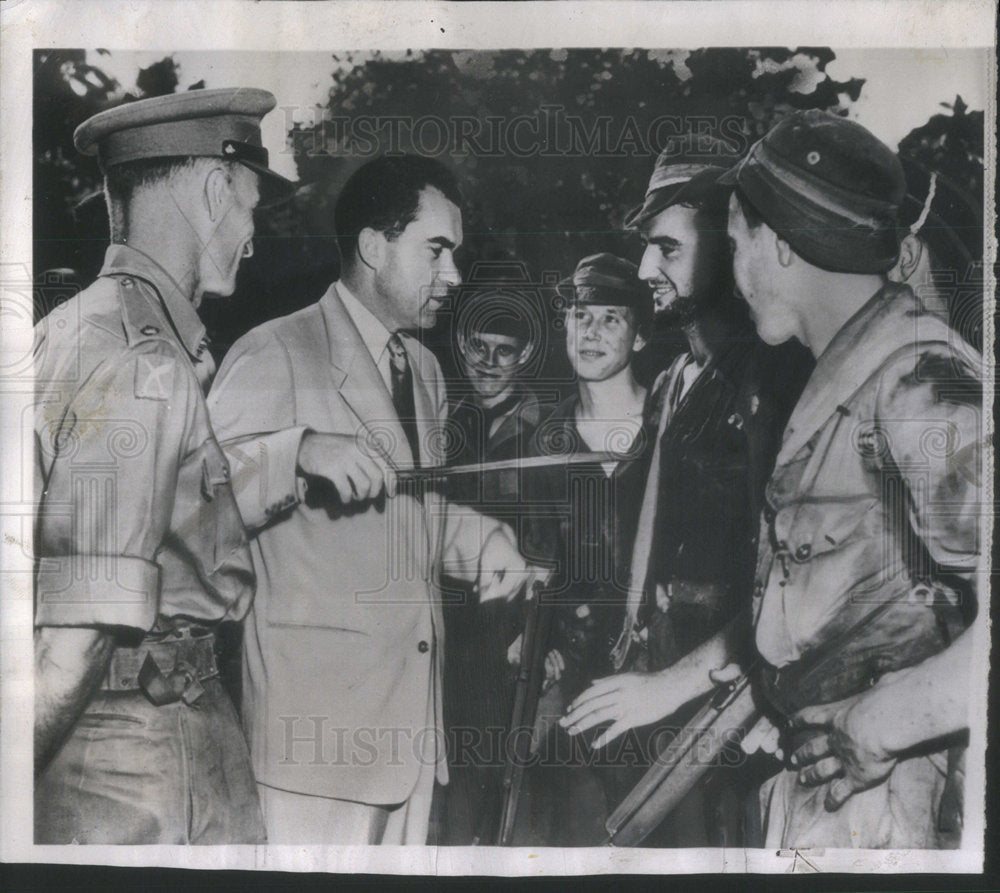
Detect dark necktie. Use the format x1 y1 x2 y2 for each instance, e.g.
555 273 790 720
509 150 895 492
387 333 420 466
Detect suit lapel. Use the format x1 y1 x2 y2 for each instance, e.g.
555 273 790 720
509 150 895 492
319 285 415 471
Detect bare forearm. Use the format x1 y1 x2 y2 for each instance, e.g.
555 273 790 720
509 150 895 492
35 626 114 775
652 615 744 702
858 632 973 755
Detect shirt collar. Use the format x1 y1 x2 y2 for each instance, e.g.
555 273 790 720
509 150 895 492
774 282 921 467
99 243 208 360
336 281 393 365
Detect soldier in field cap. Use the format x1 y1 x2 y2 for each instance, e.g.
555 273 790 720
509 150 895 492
720 110 982 847
34 87 292 843
557 135 811 847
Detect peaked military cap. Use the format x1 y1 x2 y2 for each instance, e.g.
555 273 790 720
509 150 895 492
625 133 738 230
719 109 906 273
74 87 294 202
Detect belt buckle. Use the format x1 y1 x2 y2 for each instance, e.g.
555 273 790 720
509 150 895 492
180 667 206 706
138 654 207 707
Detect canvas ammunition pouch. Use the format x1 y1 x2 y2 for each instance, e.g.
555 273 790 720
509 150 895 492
103 625 218 706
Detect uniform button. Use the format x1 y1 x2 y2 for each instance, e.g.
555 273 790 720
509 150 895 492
795 544 812 561
417 640 430 653
140 325 160 336
120 277 133 288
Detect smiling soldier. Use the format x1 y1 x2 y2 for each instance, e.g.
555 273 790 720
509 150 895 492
559 136 810 846
439 285 543 844
33 88 293 844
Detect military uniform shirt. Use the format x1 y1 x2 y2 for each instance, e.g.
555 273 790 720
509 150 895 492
753 283 981 671
34 244 255 633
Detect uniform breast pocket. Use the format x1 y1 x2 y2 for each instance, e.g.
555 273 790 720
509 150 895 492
773 496 879 569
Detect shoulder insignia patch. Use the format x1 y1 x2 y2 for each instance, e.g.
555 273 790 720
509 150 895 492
135 354 175 400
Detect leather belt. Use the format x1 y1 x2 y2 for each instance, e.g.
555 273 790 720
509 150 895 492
103 626 218 706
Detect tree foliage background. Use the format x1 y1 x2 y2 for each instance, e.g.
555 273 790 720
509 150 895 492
33 47 985 379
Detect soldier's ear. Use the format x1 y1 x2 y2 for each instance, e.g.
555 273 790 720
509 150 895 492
890 233 924 284
776 235 794 268
357 227 384 271
204 165 231 223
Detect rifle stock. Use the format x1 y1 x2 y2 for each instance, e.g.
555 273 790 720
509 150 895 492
605 671 758 847
496 581 550 845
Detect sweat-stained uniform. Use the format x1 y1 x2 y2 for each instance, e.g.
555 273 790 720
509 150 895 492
601 323 809 847
33 244 263 844
753 283 981 849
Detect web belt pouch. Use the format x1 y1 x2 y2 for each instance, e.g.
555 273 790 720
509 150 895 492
761 583 962 757
105 626 218 706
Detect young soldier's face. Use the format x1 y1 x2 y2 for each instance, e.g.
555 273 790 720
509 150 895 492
727 194 795 345
564 303 644 382
460 331 528 401
374 186 462 330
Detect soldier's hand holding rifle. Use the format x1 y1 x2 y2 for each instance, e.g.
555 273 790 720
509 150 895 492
787 691 897 812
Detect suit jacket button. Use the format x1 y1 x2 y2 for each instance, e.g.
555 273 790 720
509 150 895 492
418 640 430 653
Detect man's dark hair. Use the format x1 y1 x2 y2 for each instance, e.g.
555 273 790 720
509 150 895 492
334 155 463 266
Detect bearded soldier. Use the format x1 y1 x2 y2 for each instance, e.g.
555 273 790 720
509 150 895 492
559 137 810 845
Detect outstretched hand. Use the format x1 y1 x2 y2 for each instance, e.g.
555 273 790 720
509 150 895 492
790 693 897 812
559 671 676 750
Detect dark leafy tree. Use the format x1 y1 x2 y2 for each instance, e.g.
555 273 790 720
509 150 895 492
897 97 985 350
284 48 865 380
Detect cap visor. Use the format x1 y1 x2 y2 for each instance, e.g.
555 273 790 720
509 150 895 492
623 184 684 230
241 160 296 208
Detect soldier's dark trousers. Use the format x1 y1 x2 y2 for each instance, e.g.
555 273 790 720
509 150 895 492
35 678 265 844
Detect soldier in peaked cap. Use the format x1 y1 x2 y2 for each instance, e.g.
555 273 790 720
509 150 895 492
720 110 981 848
34 87 292 843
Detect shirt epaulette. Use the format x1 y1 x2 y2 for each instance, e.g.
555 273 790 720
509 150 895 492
115 274 172 347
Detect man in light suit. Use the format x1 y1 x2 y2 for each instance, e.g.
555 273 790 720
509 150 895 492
207 155 535 844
